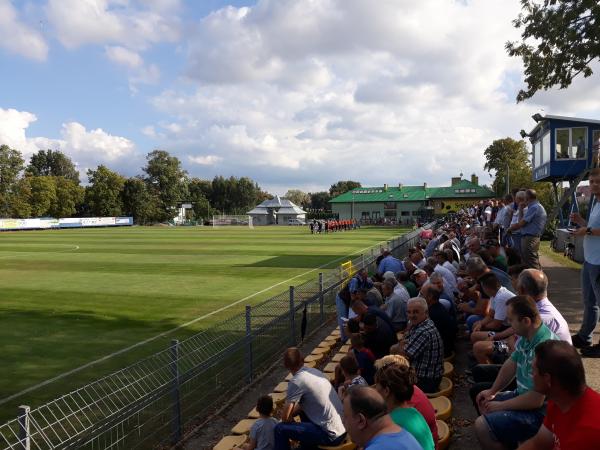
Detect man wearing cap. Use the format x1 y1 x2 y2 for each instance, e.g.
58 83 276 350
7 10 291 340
412 269 428 288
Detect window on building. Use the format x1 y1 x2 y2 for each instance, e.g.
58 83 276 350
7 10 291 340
384 210 396 218
412 211 420 216
572 127 587 158
556 128 570 159
361 211 370 218
593 130 600 153
372 211 380 219
542 131 550 163
533 140 541 166
401 211 410 216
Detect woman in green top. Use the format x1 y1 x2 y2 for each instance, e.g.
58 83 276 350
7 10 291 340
374 362 435 450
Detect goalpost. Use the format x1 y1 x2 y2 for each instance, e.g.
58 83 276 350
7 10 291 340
212 215 254 229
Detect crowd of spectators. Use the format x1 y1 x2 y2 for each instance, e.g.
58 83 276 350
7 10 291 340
244 172 600 450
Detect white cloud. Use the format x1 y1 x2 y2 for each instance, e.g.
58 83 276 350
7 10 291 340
0 0 48 61
188 155 223 166
46 0 181 50
105 45 143 69
0 107 138 178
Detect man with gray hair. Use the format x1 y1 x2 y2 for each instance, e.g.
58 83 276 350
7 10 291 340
509 189 547 269
517 269 571 343
381 278 409 331
398 297 444 393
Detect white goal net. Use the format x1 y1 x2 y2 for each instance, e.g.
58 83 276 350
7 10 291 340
212 215 253 228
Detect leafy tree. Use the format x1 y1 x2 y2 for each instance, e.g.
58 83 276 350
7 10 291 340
484 138 532 196
29 176 57 217
506 1 600 102
329 180 361 198
143 150 188 222
50 177 84 217
26 149 80 182
285 189 310 207
85 165 125 216
309 191 331 210
188 178 212 220
0 144 25 216
122 177 158 225
9 177 32 218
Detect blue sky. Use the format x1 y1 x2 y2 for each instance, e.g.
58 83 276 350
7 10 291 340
1 0 600 194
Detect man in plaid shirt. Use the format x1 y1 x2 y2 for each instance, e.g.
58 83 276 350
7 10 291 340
399 297 444 393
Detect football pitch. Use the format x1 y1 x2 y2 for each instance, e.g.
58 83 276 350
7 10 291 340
0 225 408 420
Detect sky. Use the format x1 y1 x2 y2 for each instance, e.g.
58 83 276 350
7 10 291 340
1 0 600 195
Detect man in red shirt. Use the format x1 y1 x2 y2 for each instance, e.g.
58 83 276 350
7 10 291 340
518 340 600 449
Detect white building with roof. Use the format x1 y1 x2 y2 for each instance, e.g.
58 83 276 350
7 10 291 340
247 196 306 225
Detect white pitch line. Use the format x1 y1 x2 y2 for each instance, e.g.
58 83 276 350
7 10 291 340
0 236 392 406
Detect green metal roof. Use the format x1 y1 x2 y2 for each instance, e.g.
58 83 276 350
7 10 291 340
329 179 495 203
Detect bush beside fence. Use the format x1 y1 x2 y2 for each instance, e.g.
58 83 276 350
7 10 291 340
0 225 429 450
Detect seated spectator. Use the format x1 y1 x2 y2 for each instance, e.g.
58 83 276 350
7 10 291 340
336 268 373 341
274 348 346 450
398 297 444 393
363 312 398 359
374 361 435 450
483 239 508 272
245 395 278 450
470 273 514 341
435 249 457 275
366 285 384 307
337 354 368 400
408 247 427 269
350 333 376 385
381 278 409 331
342 386 422 450
427 255 458 298
351 298 397 339
420 282 457 357
397 271 418 297
429 272 456 315
474 295 559 450
412 268 429 288
374 355 439 444
517 269 571 343
518 340 600 449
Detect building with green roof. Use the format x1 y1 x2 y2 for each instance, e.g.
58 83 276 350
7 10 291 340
329 175 495 223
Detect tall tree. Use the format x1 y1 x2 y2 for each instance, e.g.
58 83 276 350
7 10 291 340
188 178 212 220
122 177 158 225
9 177 32 218
51 177 84 217
329 180 361 198
143 150 188 222
285 189 310 207
85 165 125 216
0 144 25 216
506 1 600 102
483 138 532 195
29 176 57 217
26 149 80 182
309 191 331 210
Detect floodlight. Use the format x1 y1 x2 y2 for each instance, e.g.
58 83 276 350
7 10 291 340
532 113 543 122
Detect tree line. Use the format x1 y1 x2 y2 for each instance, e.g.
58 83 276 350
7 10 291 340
0 145 362 224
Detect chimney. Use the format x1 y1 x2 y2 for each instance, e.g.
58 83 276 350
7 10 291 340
423 182 427 190
451 177 461 186
383 183 388 191
471 173 479 186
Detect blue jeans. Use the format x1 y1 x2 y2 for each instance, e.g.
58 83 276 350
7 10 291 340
274 420 345 450
483 391 545 449
335 295 349 342
577 262 600 344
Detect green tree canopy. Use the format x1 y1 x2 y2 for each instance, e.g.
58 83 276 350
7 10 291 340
329 181 361 198
86 165 126 216
506 1 600 102
28 176 57 217
143 150 188 222
0 144 25 216
309 191 331 210
188 178 212 220
122 177 158 225
26 149 80 182
483 138 532 196
284 189 310 208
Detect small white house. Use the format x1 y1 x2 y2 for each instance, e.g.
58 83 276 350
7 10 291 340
247 196 306 225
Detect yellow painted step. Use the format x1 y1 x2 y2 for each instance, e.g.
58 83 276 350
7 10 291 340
429 396 452 421
213 435 247 450
426 377 454 399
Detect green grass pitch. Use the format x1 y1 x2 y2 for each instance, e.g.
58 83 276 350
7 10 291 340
0 225 408 421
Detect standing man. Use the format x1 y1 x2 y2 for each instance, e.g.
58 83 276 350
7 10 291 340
570 168 600 356
508 189 547 269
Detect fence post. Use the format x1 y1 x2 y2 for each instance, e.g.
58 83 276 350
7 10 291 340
17 406 30 450
170 339 182 445
289 286 296 345
361 253 365 269
245 305 253 383
319 273 324 323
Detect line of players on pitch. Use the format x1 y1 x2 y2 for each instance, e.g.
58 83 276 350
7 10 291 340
309 219 359 234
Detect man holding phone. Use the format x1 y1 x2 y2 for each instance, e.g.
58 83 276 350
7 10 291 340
570 168 600 357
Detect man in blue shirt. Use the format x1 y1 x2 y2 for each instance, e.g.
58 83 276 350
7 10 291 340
378 251 405 277
570 168 600 357
508 189 547 269
336 269 373 341
342 386 421 450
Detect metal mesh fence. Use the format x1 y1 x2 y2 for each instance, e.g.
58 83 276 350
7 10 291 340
0 225 430 450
